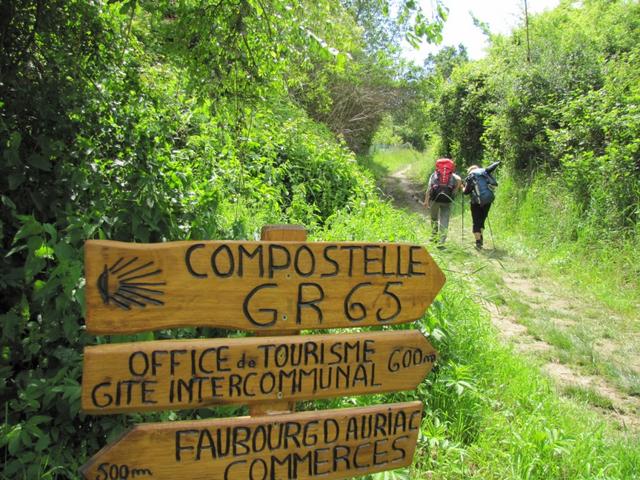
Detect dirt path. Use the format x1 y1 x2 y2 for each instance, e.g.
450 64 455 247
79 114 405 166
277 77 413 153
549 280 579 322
386 166 640 430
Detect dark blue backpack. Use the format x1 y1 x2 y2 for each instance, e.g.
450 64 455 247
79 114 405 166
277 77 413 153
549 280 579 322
469 169 495 206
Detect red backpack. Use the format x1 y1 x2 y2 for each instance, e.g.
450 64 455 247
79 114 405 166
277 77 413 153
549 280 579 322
429 158 457 203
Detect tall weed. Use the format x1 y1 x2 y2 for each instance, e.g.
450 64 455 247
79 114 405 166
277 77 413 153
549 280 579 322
492 172 640 313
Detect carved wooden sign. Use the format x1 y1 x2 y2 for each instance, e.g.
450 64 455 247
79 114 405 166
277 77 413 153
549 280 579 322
84 240 445 334
81 330 436 414
79 401 423 480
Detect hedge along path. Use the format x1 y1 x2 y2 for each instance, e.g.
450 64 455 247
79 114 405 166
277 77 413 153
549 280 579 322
81 330 437 414
83 234 445 335
79 401 423 480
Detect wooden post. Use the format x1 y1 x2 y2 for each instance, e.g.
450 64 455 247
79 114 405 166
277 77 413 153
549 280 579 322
249 224 306 416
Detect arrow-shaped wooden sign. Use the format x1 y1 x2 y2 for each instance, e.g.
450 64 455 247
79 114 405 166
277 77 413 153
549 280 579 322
80 401 423 480
84 240 445 334
81 330 436 414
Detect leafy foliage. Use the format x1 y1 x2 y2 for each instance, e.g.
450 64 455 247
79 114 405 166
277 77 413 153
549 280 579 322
414 0 639 268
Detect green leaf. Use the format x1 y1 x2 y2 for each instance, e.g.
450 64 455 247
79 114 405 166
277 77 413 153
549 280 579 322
26 153 52 171
7 425 23 455
14 216 43 243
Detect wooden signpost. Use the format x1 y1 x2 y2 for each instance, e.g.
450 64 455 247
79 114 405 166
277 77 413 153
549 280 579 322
81 330 437 414
80 401 423 480
84 239 445 334
81 225 445 480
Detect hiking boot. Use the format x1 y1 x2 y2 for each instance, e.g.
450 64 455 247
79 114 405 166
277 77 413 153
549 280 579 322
475 239 483 249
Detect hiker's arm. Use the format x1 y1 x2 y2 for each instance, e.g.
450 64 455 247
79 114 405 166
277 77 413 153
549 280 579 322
423 190 430 208
487 173 498 187
463 177 473 194
455 174 463 192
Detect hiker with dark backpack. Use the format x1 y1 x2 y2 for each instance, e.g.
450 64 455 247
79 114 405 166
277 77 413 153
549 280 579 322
463 163 499 249
423 158 462 246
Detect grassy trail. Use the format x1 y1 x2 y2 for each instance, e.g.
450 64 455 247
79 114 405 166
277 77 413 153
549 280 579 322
379 152 640 430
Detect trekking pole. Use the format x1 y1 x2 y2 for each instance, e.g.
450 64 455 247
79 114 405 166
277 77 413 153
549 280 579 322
460 195 464 242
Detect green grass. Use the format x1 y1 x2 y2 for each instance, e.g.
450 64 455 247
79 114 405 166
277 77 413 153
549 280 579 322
562 385 615 410
315 199 640 480
492 174 640 316
340 148 640 479
358 147 435 183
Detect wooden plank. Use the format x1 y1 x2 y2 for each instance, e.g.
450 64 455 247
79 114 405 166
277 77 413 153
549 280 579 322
260 224 307 241
79 401 423 480
84 240 446 334
250 225 307 415
81 330 436 414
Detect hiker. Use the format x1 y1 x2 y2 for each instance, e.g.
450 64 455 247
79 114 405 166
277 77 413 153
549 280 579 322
424 158 462 246
463 164 499 249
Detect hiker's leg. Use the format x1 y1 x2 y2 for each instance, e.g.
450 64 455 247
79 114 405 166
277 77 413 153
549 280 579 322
479 204 491 245
439 202 451 243
470 204 483 247
430 203 439 234
470 204 482 236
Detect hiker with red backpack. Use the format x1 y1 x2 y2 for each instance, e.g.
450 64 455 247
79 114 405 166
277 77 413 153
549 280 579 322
463 163 500 249
424 158 462 246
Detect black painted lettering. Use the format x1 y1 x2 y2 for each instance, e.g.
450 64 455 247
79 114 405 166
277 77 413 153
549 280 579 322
170 349 187 375
296 283 324 325
340 245 361 277
374 412 387 437
364 245 382 275
363 339 374 363
216 346 230 372
259 372 276 394
141 380 157 404
302 420 319 447
233 426 251 456
332 445 351 471
210 376 223 397
284 422 302 450
175 429 197 461
185 243 207 278
252 425 267 453
198 348 216 374
344 282 372 322
409 246 426 276
224 460 245 480
291 452 313 477
376 281 402 322
243 372 256 397
238 244 264 277
228 374 242 397
91 381 113 408
195 429 216 460
243 283 278 327
249 458 267 480
294 245 315 277
393 411 407 434
268 244 291 278
128 351 148 376
176 378 193 403
391 435 409 462
321 245 339 277
313 447 331 476
211 244 234 277
373 438 389 466
354 442 371 469
151 350 168 376
324 418 339 444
